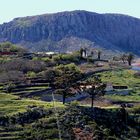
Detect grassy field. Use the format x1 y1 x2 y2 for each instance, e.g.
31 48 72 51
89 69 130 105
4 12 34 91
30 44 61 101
105 95 140 102
99 69 138 87
0 92 63 140
0 93 63 116
97 69 140 102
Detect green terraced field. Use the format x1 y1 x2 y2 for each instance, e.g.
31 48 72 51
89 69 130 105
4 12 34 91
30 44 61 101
0 93 63 116
99 69 140 89
88 69 140 103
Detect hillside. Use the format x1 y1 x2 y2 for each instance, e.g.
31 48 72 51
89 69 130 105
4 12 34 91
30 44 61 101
0 10 140 54
0 42 140 139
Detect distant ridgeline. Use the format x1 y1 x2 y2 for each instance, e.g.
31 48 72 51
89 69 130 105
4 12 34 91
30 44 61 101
0 11 140 55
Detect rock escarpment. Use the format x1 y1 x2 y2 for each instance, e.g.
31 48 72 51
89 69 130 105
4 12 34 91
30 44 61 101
0 10 140 54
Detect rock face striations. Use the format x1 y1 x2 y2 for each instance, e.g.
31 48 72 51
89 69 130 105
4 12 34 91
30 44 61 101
0 10 140 54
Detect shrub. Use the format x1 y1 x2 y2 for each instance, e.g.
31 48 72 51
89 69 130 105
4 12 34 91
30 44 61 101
3 82 16 93
27 71 36 78
133 72 140 78
61 54 79 62
0 42 27 54
52 55 62 62
107 136 118 140
129 106 140 114
52 53 80 63
70 101 79 107
41 57 51 62
7 106 51 126
39 69 60 82
0 59 46 73
0 71 25 83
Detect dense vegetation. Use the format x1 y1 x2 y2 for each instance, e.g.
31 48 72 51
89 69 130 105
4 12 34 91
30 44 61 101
0 42 139 139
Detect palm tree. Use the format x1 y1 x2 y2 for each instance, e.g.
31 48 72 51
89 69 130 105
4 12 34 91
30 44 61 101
127 53 134 66
62 90 67 104
80 48 84 58
97 50 101 60
90 51 94 59
90 86 96 108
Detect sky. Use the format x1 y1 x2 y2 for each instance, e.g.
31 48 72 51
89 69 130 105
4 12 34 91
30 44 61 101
0 0 140 24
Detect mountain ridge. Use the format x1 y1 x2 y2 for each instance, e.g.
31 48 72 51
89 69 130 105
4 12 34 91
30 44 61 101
2 10 140 24
0 10 140 55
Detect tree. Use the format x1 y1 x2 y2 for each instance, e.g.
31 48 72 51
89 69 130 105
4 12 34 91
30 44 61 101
121 54 127 63
80 48 84 58
88 85 95 108
127 53 134 66
40 69 60 84
97 50 101 60
119 104 128 125
3 82 16 93
91 51 94 58
54 63 82 104
83 76 106 108
54 89 67 104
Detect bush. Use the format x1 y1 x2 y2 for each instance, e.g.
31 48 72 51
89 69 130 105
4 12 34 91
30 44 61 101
107 136 118 140
69 101 79 107
61 54 79 62
3 82 16 93
0 71 25 83
41 57 51 62
27 71 36 78
133 72 140 78
52 53 80 63
55 63 81 74
0 42 27 54
129 106 140 114
39 69 60 82
87 56 94 63
0 59 46 73
52 55 62 62
8 106 51 126
45 128 59 138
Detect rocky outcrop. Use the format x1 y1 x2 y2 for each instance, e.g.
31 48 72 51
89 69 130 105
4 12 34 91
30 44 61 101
0 10 140 54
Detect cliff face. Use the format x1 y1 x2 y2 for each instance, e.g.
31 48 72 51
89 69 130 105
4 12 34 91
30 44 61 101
0 10 140 54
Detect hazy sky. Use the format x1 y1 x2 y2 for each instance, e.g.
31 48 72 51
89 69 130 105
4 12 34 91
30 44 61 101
0 0 139 24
